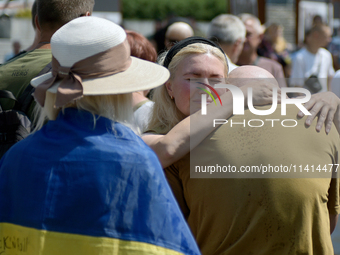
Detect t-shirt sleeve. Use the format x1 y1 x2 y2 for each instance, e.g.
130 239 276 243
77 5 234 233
164 164 190 219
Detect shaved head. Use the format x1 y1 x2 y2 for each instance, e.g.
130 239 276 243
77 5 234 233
228 65 279 88
166 22 194 40
165 22 194 49
230 65 274 79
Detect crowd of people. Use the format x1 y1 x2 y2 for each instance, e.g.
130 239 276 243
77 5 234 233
1 0 340 254
152 14 337 92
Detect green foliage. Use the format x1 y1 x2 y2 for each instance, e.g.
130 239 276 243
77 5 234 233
14 8 31 18
122 0 228 21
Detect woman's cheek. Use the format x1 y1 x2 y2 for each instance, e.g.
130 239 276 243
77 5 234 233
171 81 192 116
177 81 192 100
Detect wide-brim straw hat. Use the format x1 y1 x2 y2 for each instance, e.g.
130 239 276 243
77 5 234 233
31 16 169 107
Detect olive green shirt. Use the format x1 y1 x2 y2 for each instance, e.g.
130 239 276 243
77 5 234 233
0 49 51 120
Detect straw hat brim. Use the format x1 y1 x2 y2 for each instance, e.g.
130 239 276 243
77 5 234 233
31 57 170 95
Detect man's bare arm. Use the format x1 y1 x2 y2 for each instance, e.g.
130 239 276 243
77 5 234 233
143 83 276 168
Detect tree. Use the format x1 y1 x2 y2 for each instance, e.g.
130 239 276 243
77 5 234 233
122 0 228 21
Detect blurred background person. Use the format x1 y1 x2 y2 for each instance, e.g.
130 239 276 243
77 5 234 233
207 14 246 72
290 24 334 93
257 23 292 77
312 14 324 26
164 22 194 50
3 40 21 62
328 27 340 71
151 16 194 53
126 30 158 132
237 13 287 87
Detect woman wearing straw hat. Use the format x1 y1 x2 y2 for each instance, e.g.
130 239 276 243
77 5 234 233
0 17 200 255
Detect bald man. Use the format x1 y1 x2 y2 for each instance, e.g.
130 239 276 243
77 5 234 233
164 66 340 254
164 22 194 50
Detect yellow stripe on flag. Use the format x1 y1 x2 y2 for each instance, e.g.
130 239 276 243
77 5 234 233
0 222 184 255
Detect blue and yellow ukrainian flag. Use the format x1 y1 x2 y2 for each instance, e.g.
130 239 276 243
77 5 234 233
0 157 200 255
0 110 201 255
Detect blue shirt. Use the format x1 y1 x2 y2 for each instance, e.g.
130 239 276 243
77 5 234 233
0 108 200 255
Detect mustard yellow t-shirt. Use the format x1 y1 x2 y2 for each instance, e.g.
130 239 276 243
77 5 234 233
164 104 340 255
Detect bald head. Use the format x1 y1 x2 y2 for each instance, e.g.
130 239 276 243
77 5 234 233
165 22 194 49
229 65 279 88
230 65 274 79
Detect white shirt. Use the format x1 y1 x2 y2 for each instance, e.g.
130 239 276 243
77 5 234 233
226 55 238 73
134 100 154 132
290 47 335 92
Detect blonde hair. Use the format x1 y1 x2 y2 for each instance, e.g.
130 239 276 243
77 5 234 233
265 23 287 53
33 92 136 133
147 43 228 134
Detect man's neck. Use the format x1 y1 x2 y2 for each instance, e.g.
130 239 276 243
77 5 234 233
305 44 319 54
35 41 51 50
220 44 235 64
237 52 258 66
35 31 54 50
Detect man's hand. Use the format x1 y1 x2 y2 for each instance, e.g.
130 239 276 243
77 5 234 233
297 92 340 134
240 78 281 106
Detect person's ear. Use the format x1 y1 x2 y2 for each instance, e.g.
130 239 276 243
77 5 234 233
35 15 41 32
80 11 91 17
165 80 174 99
232 38 243 53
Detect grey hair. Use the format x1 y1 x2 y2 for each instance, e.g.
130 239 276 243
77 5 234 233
238 13 264 34
208 14 246 45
